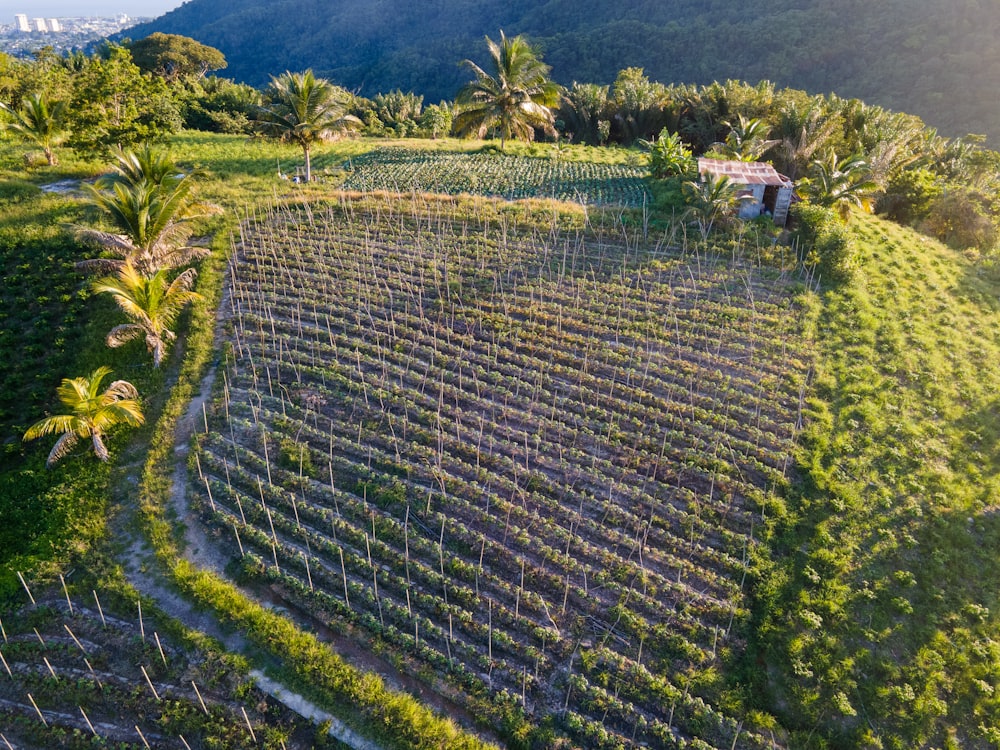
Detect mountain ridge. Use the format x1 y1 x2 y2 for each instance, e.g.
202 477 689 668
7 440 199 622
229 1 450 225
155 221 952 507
126 0 1000 144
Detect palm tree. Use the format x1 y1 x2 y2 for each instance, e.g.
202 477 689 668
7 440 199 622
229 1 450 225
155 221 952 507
91 261 202 367
98 143 183 191
75 146 220 275
772 97 841 180
801 152 879 220
682 172 740 239
714 115 778 162
0 92 68 166
454 31 560 150
24 367 144 467
257 70 362 182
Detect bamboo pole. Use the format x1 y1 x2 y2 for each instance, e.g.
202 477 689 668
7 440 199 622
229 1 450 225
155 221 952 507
27 693 47 725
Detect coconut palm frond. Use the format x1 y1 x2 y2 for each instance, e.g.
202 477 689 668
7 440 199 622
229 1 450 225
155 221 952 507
106 323 145 348
47 432 80 467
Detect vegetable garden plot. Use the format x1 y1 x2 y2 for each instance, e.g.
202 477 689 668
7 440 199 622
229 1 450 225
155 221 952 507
0 588 312 748
193 196 809 748
338 148 651 207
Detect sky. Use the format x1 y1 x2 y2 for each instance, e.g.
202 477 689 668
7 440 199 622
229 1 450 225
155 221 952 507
2 0 183 19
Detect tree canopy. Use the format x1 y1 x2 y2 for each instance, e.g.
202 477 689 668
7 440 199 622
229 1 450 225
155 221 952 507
127 33 227 82
23 367 144 466
453 31 559 149
256 69 361 181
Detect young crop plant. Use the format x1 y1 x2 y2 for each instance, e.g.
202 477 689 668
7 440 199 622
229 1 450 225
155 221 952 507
187 192 810 749
339 147 650 206
0 577 316 747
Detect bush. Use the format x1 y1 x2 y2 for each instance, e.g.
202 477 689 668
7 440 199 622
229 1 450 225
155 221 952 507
919 186 998 252
792 203 857 284
877 168 941 225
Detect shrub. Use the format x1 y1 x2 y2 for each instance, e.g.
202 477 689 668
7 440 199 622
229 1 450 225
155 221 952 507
919 186 998 252
792 203 857 284
877 168 941 225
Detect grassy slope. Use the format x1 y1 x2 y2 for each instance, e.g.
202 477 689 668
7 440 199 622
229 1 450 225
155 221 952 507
8 132 1000 747
765 212 1000 748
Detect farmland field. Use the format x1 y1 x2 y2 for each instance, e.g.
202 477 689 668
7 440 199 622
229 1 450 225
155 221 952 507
337 147 651 207
189 193 809 747
0 582 318 748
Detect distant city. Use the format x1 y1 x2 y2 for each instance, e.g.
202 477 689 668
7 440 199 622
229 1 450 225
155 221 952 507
1 13 148 56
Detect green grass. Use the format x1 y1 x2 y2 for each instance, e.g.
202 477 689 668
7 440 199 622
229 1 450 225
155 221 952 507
762 212 1000 748
9 129 1000 747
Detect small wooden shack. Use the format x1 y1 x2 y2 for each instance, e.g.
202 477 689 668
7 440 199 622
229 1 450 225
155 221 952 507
697 158 795 226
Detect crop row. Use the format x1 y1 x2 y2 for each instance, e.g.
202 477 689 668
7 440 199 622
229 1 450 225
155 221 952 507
336 147 651 207
190 198 800 747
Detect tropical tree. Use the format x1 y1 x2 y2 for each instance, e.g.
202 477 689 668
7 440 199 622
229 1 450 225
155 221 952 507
713 115 778 162
643 128 695 178
772 95 842 180
0 91 68 165
558 82 610 145
257 70 362 182
23 367 144 466
682 172 740 239
67 45 181 156
126 33 227 83
420 101 453 140
609 68 671 145
75 145 220 274
801 152 879 220
453 31 559 150
91 261 202 367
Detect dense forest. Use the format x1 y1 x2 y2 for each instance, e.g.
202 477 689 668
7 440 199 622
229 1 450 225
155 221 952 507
124 0 1000 144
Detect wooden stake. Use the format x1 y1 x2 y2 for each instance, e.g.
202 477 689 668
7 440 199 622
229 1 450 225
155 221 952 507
42 656 57 679
0 616 6 643
27 693 47 725
0 649 11 678
154 632 167 666
234 523 245 556
16 571 35 605
60 573 73 614
33 628 44 646
141 665 160 700
138 599 145 642
80 706 98 737
339 546 350 610
64 624 87 655
135 725 151 749
241 706 258 742
192 681 209 715
0 732 13 750
93 590 106 628
204 476 216 511
180 735 193 750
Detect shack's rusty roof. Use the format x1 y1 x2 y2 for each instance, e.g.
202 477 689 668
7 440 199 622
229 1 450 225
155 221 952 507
697 158 793 187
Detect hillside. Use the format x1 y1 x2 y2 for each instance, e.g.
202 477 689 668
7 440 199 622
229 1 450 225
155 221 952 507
6 132 1000 747
125 0 1000 143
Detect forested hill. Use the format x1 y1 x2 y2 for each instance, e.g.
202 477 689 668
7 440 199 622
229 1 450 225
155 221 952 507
127 0 1000 143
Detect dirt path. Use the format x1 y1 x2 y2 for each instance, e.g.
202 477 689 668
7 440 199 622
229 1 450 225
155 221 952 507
113 267 386 750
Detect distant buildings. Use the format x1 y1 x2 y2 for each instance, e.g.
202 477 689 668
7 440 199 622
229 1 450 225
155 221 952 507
2 14 143 56
12 14 63 33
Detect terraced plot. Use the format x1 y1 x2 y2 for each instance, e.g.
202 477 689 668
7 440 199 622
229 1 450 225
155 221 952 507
337 148 651 207
191 195 808 747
